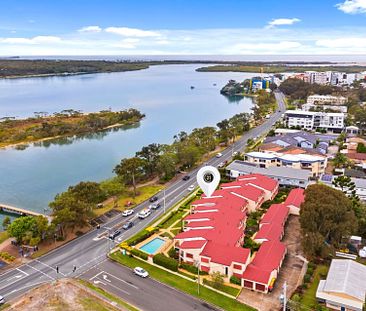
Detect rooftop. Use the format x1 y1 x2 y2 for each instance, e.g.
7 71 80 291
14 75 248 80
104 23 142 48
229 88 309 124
285 188 305 208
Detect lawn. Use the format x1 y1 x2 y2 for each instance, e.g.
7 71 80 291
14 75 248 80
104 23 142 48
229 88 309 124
0 231 9 244
301 265 329 308
203 279 241 297
79 279 140 311
94 185 163 217
159 209 188 229
110 252 254 311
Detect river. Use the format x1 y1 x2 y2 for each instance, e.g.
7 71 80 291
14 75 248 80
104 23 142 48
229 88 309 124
0 64 256 224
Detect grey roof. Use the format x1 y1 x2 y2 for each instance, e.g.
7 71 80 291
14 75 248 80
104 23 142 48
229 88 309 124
226 160 311 180
345 169 366 179
323 259 366 301
352 177 366 189
265 131 333 149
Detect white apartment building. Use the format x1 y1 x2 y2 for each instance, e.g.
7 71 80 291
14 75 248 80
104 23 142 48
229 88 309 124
306 94 347 105
305 71 328 85
302 103 348 113
284 110 345 133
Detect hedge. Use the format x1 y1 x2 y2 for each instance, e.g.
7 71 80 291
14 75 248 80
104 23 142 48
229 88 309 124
0 251 15 262
230 275 241 285
126 228 159 246
153 253 178 272
130 248 148 260
179 263 208 275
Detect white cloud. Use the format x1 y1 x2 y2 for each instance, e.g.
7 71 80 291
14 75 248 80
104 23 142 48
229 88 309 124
226 41 303 54
316 37 366 48
0 36 61 44
336 0 366 14
78 25 102 33
105 27 161 37
267 18 301 28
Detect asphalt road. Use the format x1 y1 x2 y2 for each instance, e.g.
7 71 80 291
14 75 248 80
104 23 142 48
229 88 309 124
0 91 286 309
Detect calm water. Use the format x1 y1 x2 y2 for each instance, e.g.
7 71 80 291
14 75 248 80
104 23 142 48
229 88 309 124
0 64 255 221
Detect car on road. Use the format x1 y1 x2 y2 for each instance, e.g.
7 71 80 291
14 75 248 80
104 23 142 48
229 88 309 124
0 295 4 305
134 267 149 278
109 230 121 240
149 203 161 210
187 185 195 191
122 209 134 217
216 152 223 158
149 196 158 203
138 209 151 219
233 151 239 156
217 162 226 168
182 175 190 181
122 221 134 230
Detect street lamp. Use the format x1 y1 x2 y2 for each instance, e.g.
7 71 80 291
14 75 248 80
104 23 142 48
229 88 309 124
194 260 201 295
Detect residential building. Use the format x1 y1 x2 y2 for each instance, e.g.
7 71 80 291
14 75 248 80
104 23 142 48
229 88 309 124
302 103 347 113
345 126 360 137
316 259 366 311
284 188 305 215
226 160 312 188
265 130 335 154
284 110 345 132
244 150 327 177
306 95 347 106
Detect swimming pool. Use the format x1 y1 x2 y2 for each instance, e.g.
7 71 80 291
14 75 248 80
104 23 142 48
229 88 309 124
139 237 165 254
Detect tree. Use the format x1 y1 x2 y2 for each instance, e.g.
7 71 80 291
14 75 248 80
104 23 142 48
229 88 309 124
114 157 146 197
52 207 77 238
176 145 201 168
332 176 359 203
68 181 106 205
136 143 161 176
332 152 348 169
100 177 125 197
157 152 177 181
210 271 224 289
217 119 231 145
7 216 48 245
2 216 11 229
300 184 357 259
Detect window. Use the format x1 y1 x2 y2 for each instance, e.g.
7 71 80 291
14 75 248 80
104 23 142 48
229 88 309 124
233 264 242 270
201 257 209 263
186 253 193 259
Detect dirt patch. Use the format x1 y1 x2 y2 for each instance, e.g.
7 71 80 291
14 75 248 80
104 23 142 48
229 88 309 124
5 279 120 311
238 216 306 311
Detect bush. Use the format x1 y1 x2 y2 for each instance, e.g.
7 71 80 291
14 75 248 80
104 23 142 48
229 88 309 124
75 230 84 237
130 248 148 260
153 253 178 272
0 251 15 262
179 262 208 275
230 275 241 285
306 266 314 276
308 262 316 270
168 247 178 259
127 228 159 246
304 273 312 283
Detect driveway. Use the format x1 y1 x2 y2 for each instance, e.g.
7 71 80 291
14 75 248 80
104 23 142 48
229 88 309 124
238 216 306 311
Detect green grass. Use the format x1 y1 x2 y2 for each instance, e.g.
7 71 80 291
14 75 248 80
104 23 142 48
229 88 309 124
0 303 10 310
110 252 254 311
94 185 163 217
0 231 9 244
203 279 241 297
170 228 182 236
78 280 140 311
160 210 187 229
301 265 329 308
79 297 117 311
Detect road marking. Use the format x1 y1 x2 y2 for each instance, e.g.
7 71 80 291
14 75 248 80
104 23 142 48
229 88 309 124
16 268 29 276
93 280 106 286
103 274 111 282
25 263 55 281
93 275 131 295
103 271 139 290
89 270 104 281
35 259 66 277
6 281 48 296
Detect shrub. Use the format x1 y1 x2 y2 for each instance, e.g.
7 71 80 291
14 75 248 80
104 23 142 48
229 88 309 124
130 248 148 260
306 266 314 276
127 228 159 246
230 275 241 285
75 231 84 237
179 263 208 275
168 247 178 259
304 273 311 283
153 253 178 272
0 251 15 262
308 262 316 270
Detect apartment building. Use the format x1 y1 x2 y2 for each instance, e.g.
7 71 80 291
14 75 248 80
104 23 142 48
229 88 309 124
306 94 347 105
284 110 345 132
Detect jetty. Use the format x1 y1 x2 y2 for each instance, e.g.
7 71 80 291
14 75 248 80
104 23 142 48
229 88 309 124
0 203 52 221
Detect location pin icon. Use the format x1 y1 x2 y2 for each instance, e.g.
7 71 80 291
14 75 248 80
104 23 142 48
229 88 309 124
197 166 221 198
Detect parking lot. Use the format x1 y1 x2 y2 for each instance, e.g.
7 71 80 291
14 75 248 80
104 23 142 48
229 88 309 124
238 216 306 311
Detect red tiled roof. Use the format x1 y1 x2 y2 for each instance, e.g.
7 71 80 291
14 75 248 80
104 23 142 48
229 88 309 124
237 174 278 192
179 240 207 250
284 188 305 208
200 241 250 266
226 184 264 202
185 212 217 221
254 223 284 242
185 220 216 228
242 240 286 284
260 204 289 226
175 229 210 240
346 153 366 161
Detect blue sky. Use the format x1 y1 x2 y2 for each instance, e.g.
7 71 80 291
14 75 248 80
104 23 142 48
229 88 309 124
0 0 366 55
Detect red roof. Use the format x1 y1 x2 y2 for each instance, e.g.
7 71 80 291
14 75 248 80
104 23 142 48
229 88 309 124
200 241 250 266
242 240 286 284
254 223 284 241
225 184 264 202
347 153 366 161
185 220 216 228
260 204 289 226
179 240 207 250
175 229 210 240
237 174 278 192
284 188 305 208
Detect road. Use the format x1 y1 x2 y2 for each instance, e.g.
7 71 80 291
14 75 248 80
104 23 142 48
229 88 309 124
0 91 286 310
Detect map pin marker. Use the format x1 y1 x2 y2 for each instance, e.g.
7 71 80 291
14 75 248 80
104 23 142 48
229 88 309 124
197 166 221 198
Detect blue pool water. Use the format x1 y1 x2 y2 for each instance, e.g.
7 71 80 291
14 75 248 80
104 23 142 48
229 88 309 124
139 238 165 254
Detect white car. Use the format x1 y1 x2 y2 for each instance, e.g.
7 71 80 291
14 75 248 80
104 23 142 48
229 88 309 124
122 209 134 217
216 152 223 158
187 185 195 191
138 209 151 219
0 295 4 305
134 267 149 278
217 162 225 168
233 151 239 156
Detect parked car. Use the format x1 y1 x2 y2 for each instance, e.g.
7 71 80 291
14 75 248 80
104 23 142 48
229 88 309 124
122 221 134 230
149 196 158 203
109 230 121 240
187 185 195 191
216 152 223 158
134 267 149 278
149 203 161 210
122 209 134 217
138 209 151 219
233 151 239 156
217 162 225 168
182 175 190 181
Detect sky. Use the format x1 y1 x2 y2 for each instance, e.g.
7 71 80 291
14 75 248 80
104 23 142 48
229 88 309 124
0 0 366 56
